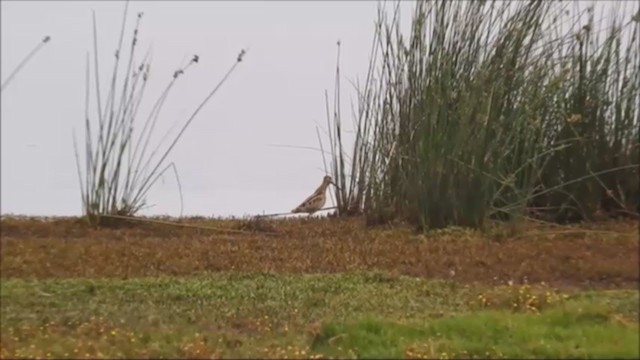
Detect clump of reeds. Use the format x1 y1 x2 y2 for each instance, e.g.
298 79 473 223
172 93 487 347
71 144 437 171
73 3 246 226
531 5 640 222
326 0 639 229
319 40 377 217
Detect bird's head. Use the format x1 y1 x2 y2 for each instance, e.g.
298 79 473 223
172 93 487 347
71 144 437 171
323 175 340 190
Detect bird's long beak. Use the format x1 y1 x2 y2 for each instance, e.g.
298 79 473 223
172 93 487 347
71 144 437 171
331 181 341 191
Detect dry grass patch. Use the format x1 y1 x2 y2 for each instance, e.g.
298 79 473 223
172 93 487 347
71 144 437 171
1 217 637 289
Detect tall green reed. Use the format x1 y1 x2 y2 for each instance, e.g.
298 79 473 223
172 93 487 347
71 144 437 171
328 0 639 229
73 4 246 225
532 7 640 221
1 35 51 92
319 39 381 217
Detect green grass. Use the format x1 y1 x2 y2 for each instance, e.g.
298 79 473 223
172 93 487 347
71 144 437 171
312 303 639 359
1 273 638 358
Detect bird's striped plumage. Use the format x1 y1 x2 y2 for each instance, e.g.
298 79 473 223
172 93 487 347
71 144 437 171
291 175 335 215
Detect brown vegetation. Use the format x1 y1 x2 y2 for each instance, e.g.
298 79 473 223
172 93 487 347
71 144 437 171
1 217 637 289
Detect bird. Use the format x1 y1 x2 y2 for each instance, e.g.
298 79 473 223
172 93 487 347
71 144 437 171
291 175 336 215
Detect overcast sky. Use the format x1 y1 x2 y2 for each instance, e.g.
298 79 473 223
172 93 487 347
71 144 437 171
1 1 633 218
